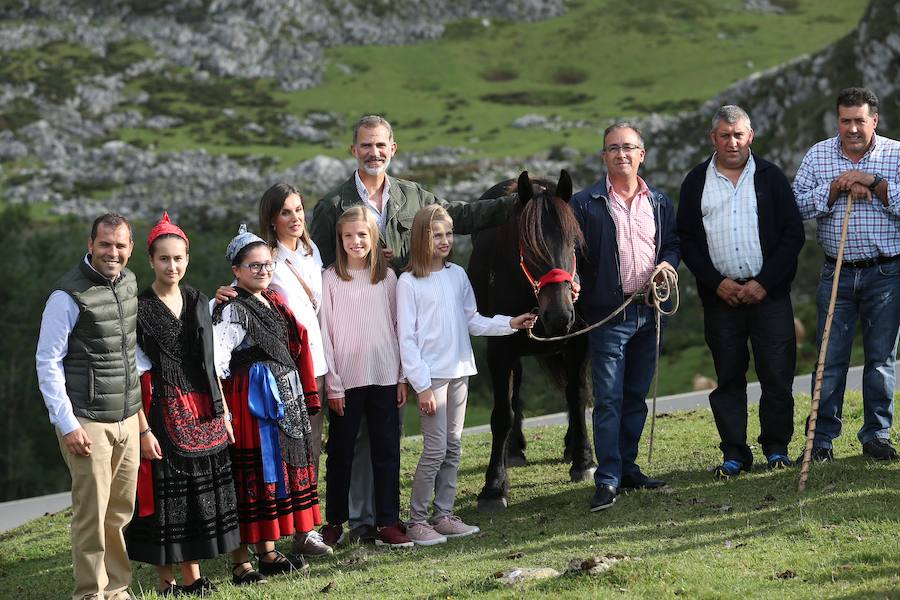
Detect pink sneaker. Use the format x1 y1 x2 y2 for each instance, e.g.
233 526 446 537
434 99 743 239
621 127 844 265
406 522 447 546
431 515 480 538
375 522 414 548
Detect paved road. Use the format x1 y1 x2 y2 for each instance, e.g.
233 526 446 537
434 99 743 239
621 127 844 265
1 362 891 533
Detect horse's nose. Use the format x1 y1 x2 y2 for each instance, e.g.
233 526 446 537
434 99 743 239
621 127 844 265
541 305 575 336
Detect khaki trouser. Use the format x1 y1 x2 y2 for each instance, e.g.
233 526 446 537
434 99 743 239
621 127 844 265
409 377 468 523
57 413 139 600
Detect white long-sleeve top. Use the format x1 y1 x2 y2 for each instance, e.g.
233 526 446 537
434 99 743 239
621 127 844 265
397 263 515 394
319 267 403 399
270 239 327 377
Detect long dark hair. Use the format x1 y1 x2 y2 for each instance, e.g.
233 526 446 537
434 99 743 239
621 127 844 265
258 183 313 256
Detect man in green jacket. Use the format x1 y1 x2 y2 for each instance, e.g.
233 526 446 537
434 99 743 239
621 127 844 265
310 115 513 270
309 115 514 547
36 214 141 600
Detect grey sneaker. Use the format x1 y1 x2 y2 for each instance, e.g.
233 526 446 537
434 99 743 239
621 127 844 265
294 530 334 558
406 522 447 546
431 515 480 538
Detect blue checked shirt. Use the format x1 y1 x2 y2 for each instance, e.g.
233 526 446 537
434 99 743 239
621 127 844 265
701 153 763 280
793 134 900 260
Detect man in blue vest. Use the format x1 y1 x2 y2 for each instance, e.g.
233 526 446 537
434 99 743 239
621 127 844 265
36 214 141 600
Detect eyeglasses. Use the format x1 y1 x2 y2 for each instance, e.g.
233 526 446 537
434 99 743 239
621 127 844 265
603 144 643 154
242 262 275 274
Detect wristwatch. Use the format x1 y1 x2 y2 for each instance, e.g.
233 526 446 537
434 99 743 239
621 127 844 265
868 173 883 191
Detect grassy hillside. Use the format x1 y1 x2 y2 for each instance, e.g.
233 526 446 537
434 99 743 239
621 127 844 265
1 393 897 599
0 0 865 168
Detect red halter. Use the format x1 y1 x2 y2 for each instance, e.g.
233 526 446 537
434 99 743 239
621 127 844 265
519 248 577 300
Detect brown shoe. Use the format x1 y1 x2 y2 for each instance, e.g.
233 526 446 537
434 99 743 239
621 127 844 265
319 523 345 547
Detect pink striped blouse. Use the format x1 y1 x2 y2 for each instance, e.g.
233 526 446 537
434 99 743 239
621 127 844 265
319 267 403 399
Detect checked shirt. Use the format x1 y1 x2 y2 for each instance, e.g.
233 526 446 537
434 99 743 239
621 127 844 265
793 134 900 261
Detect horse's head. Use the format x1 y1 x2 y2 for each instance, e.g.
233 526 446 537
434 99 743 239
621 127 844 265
516 170 583 336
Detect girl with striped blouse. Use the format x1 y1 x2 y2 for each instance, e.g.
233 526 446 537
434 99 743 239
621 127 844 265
318 206 412 548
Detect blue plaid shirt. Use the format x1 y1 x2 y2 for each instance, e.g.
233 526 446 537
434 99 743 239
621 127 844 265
793 134 900 260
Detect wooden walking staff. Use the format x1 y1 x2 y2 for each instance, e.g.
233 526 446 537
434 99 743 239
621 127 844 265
798 196 853 492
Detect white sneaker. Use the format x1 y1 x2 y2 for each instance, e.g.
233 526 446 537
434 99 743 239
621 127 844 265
294 530 334 558
431 515 480 538
406 521 448 546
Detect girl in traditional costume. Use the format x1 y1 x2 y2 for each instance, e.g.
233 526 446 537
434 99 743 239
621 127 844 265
212 225 322 585
125 213 240 597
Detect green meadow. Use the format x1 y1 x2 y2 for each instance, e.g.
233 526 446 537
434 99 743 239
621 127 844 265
1 393 897 599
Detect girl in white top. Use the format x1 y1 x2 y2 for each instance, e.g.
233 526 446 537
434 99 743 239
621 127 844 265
256 183 331 558
397 205 535 546
318 206 412 548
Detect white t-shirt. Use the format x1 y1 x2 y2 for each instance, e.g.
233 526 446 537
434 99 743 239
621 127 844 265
396 263 515 393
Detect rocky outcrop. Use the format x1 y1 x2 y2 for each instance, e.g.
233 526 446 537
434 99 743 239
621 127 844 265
1 1 565 91
636 0 900 192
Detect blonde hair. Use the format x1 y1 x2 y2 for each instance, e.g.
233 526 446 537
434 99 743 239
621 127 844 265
406 205 453 278
334 206 387 284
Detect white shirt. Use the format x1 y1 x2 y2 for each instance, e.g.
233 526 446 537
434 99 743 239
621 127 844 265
35 255 121 435
396 263 515 393
355 170 391 235
271 239 328 377
701 153 763 280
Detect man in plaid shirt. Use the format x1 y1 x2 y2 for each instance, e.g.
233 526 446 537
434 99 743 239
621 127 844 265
793 87 900 462
678 105 805 478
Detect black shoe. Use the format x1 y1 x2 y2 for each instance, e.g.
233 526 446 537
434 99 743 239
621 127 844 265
862 438 899 461
258 550 304 577
158 581 183 596
347 523 378 544
796 447 834 463
620 472 666 490
181 576 216 597
590 484 617 512
232 562 267 586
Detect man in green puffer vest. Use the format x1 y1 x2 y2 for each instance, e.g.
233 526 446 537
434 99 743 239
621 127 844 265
36 214 140 600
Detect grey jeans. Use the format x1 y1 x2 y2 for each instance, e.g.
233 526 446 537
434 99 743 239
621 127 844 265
409 377 468 523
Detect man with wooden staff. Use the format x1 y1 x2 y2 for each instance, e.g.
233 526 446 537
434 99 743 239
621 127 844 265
677 105 805 478
793 87 900 462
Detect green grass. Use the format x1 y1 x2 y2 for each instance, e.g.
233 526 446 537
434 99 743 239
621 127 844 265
2 392 897 599
6 0 864 168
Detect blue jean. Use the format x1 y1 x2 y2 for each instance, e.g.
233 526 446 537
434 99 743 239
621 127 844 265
589 304 659 488
811 259 900 448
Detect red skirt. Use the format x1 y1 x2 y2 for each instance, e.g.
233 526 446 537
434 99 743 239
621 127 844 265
225 368 321 545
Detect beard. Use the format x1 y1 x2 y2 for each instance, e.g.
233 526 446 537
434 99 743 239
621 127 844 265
360 155 391 176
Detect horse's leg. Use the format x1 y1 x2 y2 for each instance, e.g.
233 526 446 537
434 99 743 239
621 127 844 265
504 359 527 467
565 336 596 482
478 341 514 512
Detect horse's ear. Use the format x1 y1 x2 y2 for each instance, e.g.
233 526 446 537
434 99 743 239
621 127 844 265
517 171 533 204
557 170 573 202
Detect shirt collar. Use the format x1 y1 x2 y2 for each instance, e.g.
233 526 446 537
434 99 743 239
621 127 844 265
833 133 880 161
605 175 650 203
708 152 756 182
354 170 392 209
84 253 119 283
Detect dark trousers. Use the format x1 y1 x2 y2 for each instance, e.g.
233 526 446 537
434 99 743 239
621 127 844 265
325 385 400 528
703 294 796 467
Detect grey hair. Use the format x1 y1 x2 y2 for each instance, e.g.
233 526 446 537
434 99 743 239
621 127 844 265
352 115 394 144
711 105 752 133
602 122 644 149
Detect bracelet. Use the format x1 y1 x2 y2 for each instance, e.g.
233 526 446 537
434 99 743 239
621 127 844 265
225 413 233 422
140 427 152 437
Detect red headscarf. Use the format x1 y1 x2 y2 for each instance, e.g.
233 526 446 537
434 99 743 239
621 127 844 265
147 211 189 250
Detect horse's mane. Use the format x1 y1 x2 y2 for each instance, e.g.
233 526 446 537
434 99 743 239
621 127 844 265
516 180 583 268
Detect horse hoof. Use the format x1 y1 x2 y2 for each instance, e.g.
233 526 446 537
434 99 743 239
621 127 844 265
477 496 509 513
570 466 596 483
506 454 527 468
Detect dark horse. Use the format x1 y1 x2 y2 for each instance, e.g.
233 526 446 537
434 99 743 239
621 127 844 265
468 170 595 512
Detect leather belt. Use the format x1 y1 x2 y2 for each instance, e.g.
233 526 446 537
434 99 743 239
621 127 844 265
825 254 899 269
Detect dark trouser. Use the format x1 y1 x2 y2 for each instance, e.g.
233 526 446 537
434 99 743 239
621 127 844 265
325 385 400 528
703 294 796 467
